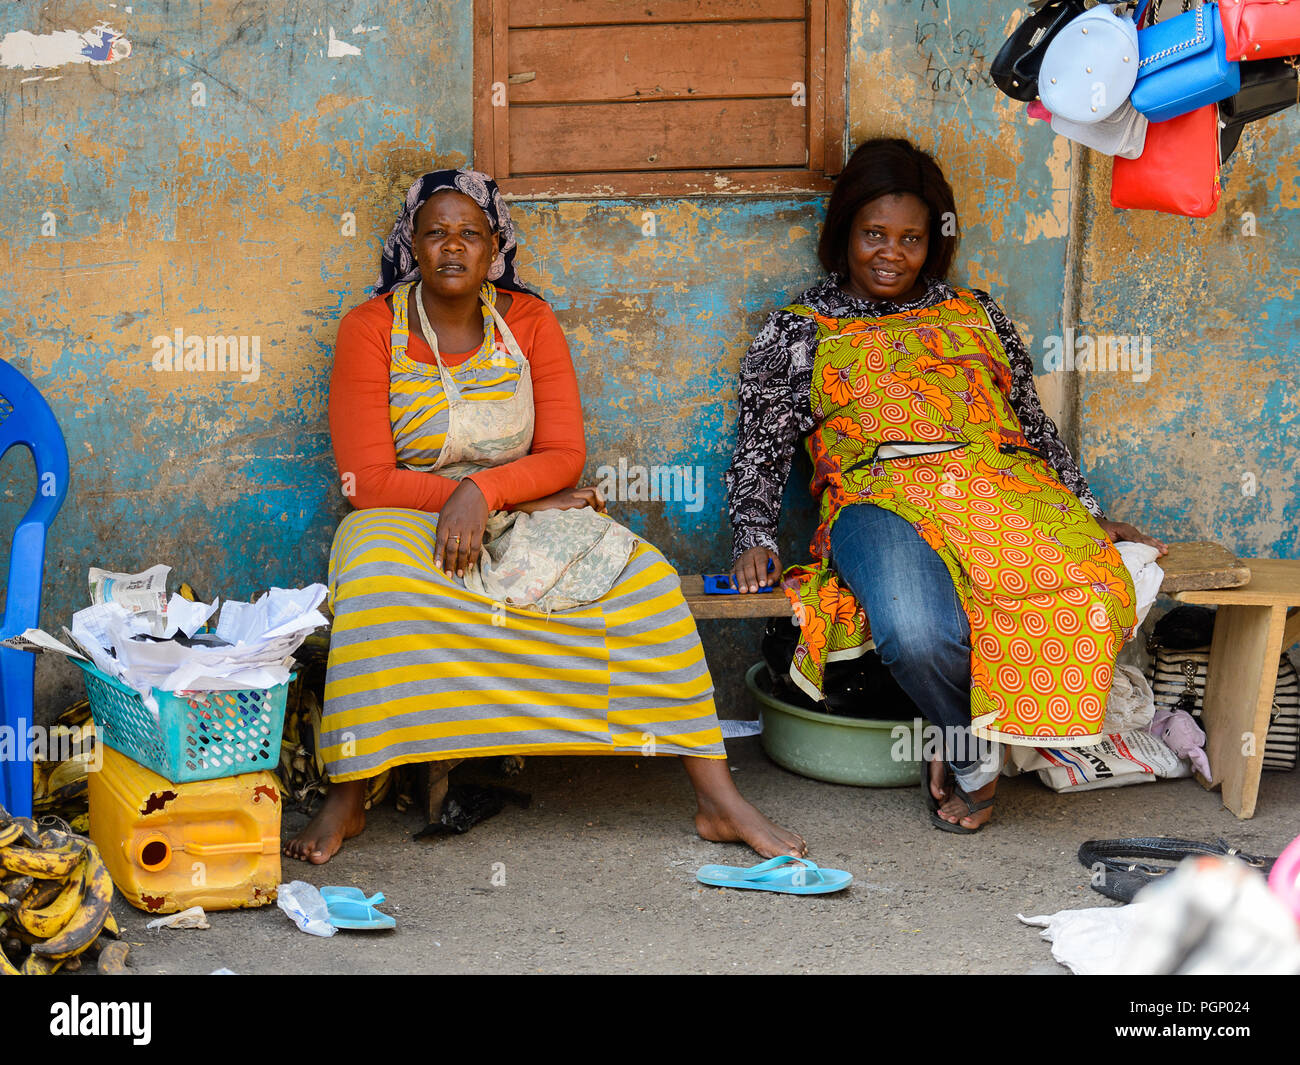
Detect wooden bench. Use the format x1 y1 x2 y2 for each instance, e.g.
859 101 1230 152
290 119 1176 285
1176 560 1300 819
681 540 1251 618
683 542 1300 820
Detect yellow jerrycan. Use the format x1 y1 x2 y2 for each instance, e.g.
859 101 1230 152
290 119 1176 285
88 744 282 913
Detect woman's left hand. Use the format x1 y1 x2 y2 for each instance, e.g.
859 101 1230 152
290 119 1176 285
512 486 607 516
1097 518 1168 558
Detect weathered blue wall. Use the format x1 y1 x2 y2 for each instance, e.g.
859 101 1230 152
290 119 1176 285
3 0 1290 717
1074 130 1300 557
0 2 472 710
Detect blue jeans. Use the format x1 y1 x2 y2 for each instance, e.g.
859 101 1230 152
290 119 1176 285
830 503 1001 791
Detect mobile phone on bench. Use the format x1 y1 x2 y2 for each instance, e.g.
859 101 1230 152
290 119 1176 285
702 560 777 594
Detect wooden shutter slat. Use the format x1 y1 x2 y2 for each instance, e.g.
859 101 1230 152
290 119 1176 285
823 0 847 174
509 99 807 173
509 0 804 28
473 0 497 175
807 0 825 176
492 0 510 179
509 23 805 103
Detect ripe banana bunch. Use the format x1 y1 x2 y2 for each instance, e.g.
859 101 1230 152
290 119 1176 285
277 685 329 812
31 699 98 824
0 808 124 976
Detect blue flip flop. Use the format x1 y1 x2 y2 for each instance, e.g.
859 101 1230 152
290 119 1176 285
695 855 852 895
319 886 396 930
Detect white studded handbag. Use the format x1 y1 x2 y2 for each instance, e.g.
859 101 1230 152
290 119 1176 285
1039 1 1142 123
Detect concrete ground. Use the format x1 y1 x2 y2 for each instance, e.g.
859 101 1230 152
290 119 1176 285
106 736 1300 976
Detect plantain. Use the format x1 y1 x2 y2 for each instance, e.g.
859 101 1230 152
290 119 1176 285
1 816 42 848
22 879 64 910
69 813 90 835
31 759 56 803
45 753 94 797
97 940 129 975
0 820 26 848
32 845 113 960
0 942 20 976
1 875 34 908
101 911 120 938
16 862 86 939
39 777 88 811
0 836 87 879
55 699 92 728
21 951 62 975
364 769 392 810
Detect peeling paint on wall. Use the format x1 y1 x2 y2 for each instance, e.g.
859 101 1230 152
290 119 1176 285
0 22 130 71
1076 116 1300 557
3 0 1292 717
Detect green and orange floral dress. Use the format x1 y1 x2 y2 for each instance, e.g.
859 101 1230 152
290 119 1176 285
780 289 1137 747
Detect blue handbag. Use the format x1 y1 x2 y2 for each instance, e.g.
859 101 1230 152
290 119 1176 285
1130 0 1241 123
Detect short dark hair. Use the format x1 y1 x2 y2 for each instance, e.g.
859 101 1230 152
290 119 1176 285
818 138 959 282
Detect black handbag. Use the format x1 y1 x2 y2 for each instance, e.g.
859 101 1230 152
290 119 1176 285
991 0 1089 102
1218 55 1300 161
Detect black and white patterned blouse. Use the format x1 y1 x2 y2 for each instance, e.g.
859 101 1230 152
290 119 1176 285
724 274 1105 563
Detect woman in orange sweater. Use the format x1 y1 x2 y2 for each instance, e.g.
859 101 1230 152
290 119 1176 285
286 169 804 864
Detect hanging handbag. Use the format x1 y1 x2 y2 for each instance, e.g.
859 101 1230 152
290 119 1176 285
1218 54 1300 159
992 0 1090 102
1220 0 1300 61
1110 102 1222 215
1038 2 1141 122
1051 98 1150 155
1130 0 1242 122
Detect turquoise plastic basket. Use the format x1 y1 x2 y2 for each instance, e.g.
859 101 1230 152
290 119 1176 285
72 659 288 783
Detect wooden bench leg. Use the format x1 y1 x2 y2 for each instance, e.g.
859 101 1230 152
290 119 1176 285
422 759 463 823
1199 603 1288 818
1283 607 1300 654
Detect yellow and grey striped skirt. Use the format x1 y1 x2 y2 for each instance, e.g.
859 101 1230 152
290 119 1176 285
320 508 726 781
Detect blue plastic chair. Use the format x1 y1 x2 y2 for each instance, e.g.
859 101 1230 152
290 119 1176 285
0 359 70 818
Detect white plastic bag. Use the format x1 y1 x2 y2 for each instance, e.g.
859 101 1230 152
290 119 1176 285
277 881 336 937
1115 541 1163 629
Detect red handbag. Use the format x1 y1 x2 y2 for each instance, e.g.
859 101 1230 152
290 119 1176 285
1220 0 1300 61
1110 104 1221 217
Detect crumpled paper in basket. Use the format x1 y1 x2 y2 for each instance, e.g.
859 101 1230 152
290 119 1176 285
69 583 328 715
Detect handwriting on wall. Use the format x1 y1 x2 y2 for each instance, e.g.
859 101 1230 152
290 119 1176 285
914 19 994 98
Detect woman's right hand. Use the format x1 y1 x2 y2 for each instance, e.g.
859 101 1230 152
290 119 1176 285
435 479 490 577
732 546 781 594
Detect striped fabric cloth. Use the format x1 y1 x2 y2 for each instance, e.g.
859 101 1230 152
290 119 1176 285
388 345 522 469
319 508 726 781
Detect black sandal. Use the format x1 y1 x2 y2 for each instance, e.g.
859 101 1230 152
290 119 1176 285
929 784 994 834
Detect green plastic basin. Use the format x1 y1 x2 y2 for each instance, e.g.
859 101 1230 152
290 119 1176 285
746 662 923 787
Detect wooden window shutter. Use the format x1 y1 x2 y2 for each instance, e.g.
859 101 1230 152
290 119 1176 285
473 0 847 197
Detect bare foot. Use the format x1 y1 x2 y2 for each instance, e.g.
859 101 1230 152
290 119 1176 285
679 755 807 858
935 778 995 831
927 758 952 806
284 779 367 864
695 796 807 859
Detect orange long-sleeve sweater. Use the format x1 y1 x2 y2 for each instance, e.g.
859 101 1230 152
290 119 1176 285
329 290 586 512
